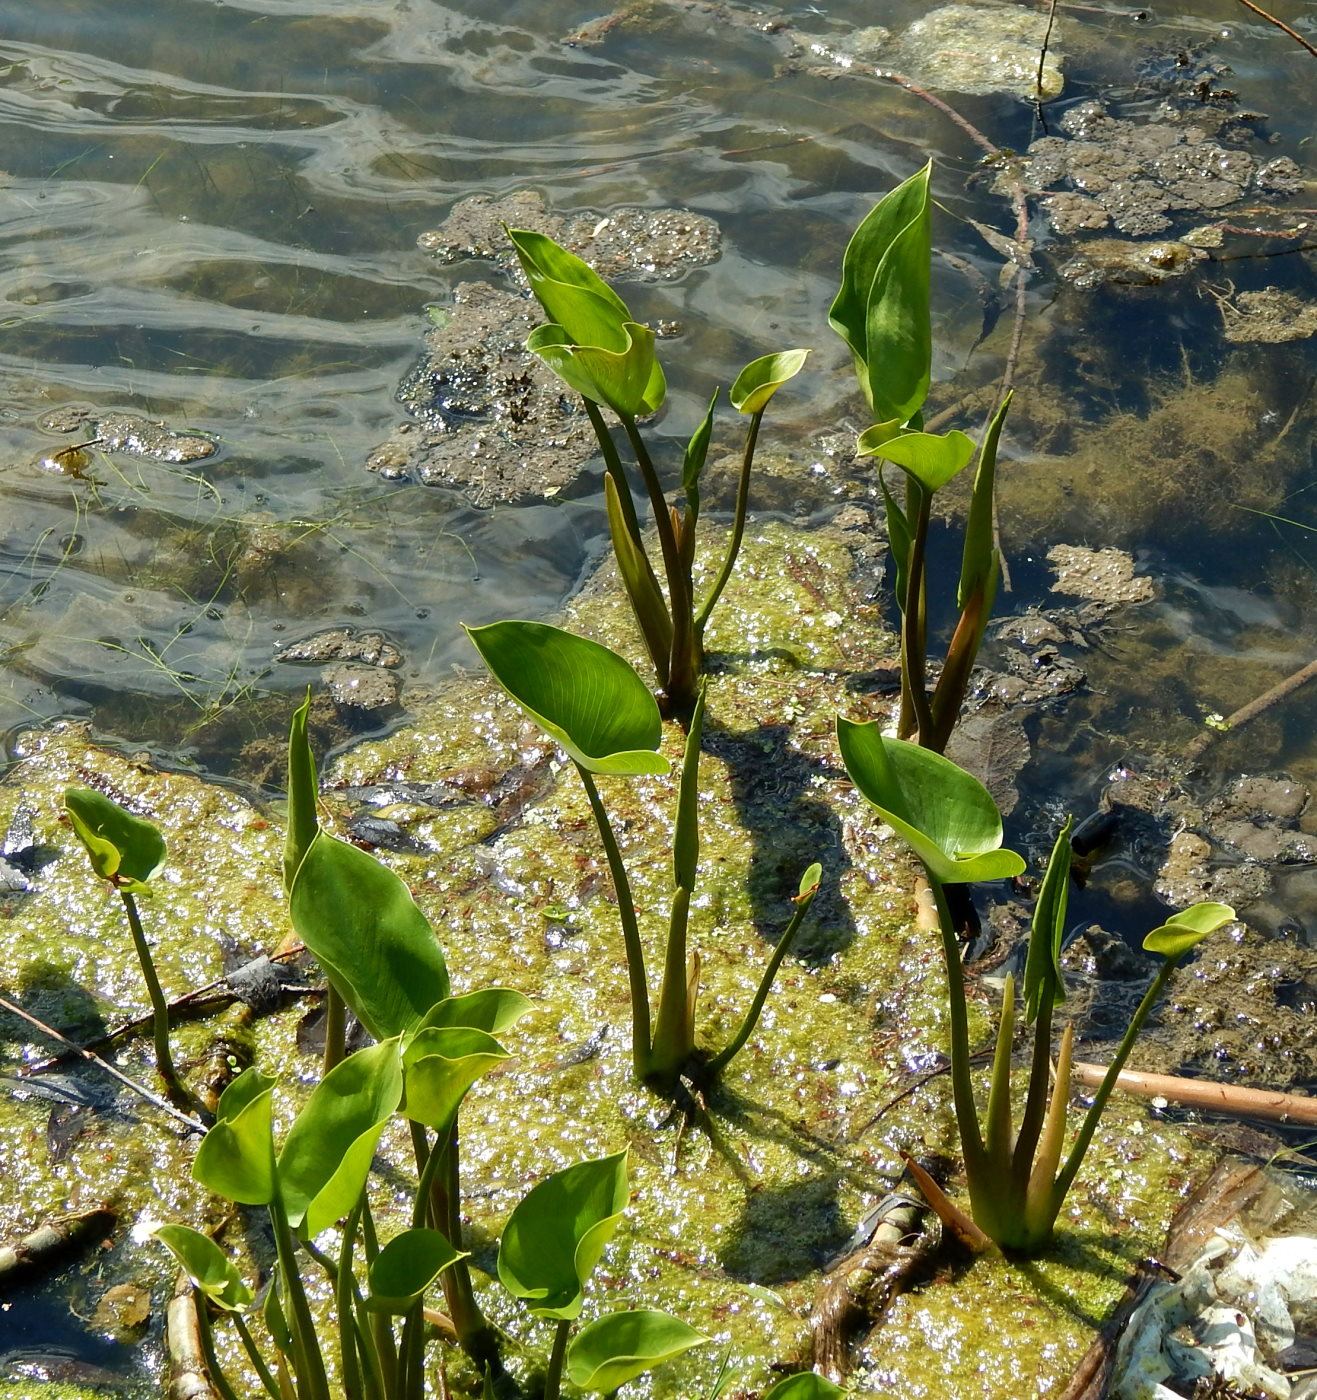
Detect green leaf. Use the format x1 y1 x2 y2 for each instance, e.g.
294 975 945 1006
283 689 318 893
402 1026 510 1131
277 1041 404 1236
466 620 669 777
761 1375 845 1400
681 390 719 521
497 1149 629 1320
263 1280 292 1356
1023 817 1073 1024
365 1228 465 1314
829 161 932 424
857 428 976 493
673 680 706 892
507 227 634 351
414 988 534 1037
566 1309 710 1392
63 788 165 892
836 719 1025 885
1143 902 1236 960
193 1068 276 1205
153 1225 254 1312
958 393 1012 612
527 321 665 419
729 349 809 416
289 830 450 1041
878 471 912 610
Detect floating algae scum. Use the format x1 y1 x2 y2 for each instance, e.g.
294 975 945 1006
2 0 1317 1397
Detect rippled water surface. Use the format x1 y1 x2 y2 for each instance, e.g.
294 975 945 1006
3 0 1314 786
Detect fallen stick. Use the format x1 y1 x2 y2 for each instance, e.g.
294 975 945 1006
1231 0 1317 58
1072 1061 1317 1127
0 991 207 1134
0 1207 116 1288
1182 655 1317 763
167 1273 223 1400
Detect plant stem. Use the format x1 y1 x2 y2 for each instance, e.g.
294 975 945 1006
575 765 652 1075
583 400 647 554
622 417 698 713
704 875 816 1079
119 889 193 1114
337 1199 365 1400
233 1312 284 1400
542 1319 572 1400
694 407 764 633
900 481 935 745
193 1295 247 1400
928 874 986 1173
649 886 695 1087
269 1190 332 1400
322 986 347 1076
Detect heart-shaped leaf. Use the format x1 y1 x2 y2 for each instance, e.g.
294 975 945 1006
277 1041 403 1236
497 1149 628 1320
1143 902 1236 960
365 1228 465 1314
466 621 669 777
729 349 810 416
63 789 165 893
829 161 932 425
836 719 1024 885
566 1309 710 1391
857 428 976 493
507 227 634 350
402 1026 510 1131
153 1225 253 1312
289 829 450 1041
193 1068 276 1205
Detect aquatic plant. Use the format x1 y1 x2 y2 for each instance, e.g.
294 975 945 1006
62 787 198 1115
506 225 807 718
837 718 1236 1253
832 162 1011 753
467 618 821 1089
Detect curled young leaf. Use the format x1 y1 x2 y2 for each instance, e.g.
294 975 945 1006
729 349 809 416
566 1309 710 1392
856 428 976 493
365 1228 465 1314
63 788 165 893
527 322 665 419
1143 902 1236 960
153 1224 254 1312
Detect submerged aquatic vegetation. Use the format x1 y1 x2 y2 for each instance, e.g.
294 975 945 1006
837 719 1236 1253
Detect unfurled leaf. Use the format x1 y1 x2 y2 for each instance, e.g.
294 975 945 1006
729 349 809 416
289 830 449 1042
63 789 165 893
466 621 669 777
507 227 634 350
277 1041 403 1235
402 1026 510 1131
836 719 1024 885
193 1068 276 1205
153 1225 253 1312
605 472 673 675
527 322 665 419
1144 902 1235 960
857 428 976 493
415 988 534 1037
681 389 719 521
497 1149 628 1320
829 162 932 425
365 1228 465 1314
566 1309 709 1391
958 393 1012 613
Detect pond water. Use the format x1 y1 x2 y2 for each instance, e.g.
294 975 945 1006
1 0 1316 1393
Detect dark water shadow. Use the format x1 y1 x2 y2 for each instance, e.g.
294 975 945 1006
703 718 858 964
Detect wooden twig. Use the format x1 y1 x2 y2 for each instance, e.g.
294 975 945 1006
1183 655 1317 763
1231 0 1317 58
0 1207 116 1288
167 1273 223 1400
0 991 207 1133
1036 0 1061 122
1072 1061 1317 1126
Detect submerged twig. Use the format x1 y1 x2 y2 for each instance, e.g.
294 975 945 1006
1182 655 1317 762
1072 1061 1317 1127
0 1207 116 1287
0 991 207 1133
